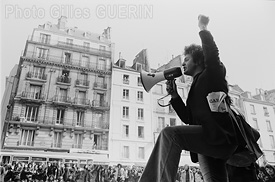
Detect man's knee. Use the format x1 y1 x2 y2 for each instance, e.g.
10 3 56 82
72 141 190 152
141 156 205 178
160 126 175 137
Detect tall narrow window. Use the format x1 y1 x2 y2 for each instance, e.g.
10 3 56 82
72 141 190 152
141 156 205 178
98 59 106 70
63 52 71 64
266 120 273 132
123 75 129 84
123 106 129 119
77 91 86 105
81 56 89 67
137 77 142 86
123 146 130 158
138 147 145 159
33 66 45 79
138 108 144 120
269 135 275 149
25 105 39 122
29 84 42 99
263 107 269 116
76 111 84 126
157 117 165 132
74 133 83 148
138 126 144 138
56 109 65 124
54 132 62 148
137 91 143 101
93 134 101 150
20 129 35 146
36 48 48 59
40 33 51 44
250 104 256 114
123 125 129 138
252 118 260 130
123 89 129 100
58 88 68 102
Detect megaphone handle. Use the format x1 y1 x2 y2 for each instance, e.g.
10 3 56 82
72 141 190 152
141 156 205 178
157 94 171 107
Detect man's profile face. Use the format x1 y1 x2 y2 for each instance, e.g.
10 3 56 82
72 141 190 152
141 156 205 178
182 54 196 76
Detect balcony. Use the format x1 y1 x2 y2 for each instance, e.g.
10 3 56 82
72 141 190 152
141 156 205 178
75 79 90 88
91 100 109 110
23 51 111 72
56 76 71 85
17 141 34 146
91 121 109 130
93 82 107 90
21 91 45 103
52 95 71 106
26 71 47 82
73 120 85 127
72 144 82 149
73 98 90 107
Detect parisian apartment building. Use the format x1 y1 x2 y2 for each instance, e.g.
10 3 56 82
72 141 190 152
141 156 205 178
2 16 114 164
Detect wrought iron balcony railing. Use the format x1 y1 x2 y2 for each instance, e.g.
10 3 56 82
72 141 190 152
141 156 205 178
75 79 90 87
73 98 90 106
21 91 45 101
56 76 71 84
26 71 47 80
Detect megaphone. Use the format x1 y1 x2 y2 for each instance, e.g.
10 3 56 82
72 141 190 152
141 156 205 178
140 67 182 92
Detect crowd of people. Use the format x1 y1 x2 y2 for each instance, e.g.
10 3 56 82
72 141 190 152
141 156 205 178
1 160 275 182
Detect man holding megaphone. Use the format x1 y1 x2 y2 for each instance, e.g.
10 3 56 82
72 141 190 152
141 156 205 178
138 15 239 182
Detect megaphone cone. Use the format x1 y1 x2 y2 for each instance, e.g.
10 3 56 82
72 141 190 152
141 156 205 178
140 67 182 92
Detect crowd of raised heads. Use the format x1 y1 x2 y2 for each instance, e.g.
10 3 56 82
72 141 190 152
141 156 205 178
1 161 275 182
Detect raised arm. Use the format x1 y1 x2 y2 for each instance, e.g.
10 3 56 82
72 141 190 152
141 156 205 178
198 15 222 68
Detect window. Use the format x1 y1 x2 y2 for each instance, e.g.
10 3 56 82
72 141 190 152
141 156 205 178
53 132 62 148
25 105 39 122
76 111 84 126
123 89 129 100
252 118 260 130
66 38 73 45
29 84 42 99
123 75 129 84
119 60 125 68
138 108 144 120
123 146 130 158
20 129 35 146
263 107 269 116
33 66 45 79
137 91 143 101
269 135 275 149
81 56 89 67
266 120 273 132
93 134 101 150
138 147 145 159
36 48 48 59
250 104 256 114
137 77 142 86
123 125 129 138
170 118 176 126
98 59 106 70
58 88 68 102
56 109 65 124
63 52 71 64
123 106 129 119
157 117 165 132
155 84 163 94
138 126 144 138
40 33 51 44
74 133 83 148
77 91 86 105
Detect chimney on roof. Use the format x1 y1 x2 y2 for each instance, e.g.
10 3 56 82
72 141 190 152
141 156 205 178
58 16 67 30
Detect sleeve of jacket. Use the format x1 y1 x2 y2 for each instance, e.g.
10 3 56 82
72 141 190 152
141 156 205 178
199 30 222 69
170 96 191 125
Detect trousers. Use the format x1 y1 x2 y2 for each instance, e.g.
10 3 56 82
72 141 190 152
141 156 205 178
138 125 237 182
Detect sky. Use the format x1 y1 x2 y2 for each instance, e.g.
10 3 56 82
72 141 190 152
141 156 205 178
1 0 275 100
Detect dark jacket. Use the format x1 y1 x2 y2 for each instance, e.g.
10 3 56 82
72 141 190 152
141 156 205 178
171 30 237 162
